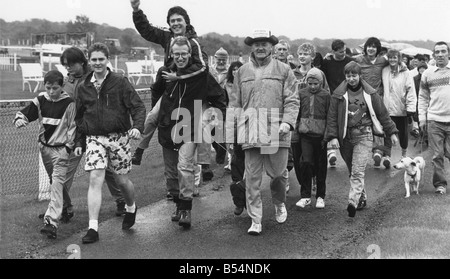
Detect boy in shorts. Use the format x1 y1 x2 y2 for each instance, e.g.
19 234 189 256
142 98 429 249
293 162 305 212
74 43 146 244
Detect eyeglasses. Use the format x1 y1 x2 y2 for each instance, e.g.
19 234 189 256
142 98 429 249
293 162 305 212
172 52 190 58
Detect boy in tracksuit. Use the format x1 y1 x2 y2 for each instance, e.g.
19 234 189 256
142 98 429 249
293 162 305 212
14 70 76 239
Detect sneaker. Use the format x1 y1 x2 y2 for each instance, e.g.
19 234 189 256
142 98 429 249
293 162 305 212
316 197 325 209
234 206 244 216
347 203 356 217
357 197 367 211
131 149 143 165
247 221 262 236
193 185 200 197
275 203 287 224
296 198 311 208
178 210 191 228
383 156 391 169
40 223 57 239
171 208 181 222
115 202 126 217
328 154 337 168
122 206 137 230
435 186 446 195
82 229 99 244
373 153 382 168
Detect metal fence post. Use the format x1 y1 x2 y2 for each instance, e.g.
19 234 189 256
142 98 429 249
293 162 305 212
38 152 51 201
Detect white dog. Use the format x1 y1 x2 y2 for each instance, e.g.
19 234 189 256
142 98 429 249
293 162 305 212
393 156 426 198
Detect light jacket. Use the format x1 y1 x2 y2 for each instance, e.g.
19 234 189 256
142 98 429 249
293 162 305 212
228 53 299 150
325 80 398 146
382 65 417 116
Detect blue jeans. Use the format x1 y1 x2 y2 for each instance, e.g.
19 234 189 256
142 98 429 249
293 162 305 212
340 129 373 207
428 121 450 189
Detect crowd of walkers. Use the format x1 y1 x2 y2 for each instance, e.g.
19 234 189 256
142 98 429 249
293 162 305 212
14 0 450 241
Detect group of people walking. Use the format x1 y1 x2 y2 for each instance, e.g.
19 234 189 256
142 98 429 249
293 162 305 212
14 0 450 242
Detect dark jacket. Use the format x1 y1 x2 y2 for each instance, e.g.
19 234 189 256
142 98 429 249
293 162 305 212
75 70 146 147
158 66 227 151
325 79 398 146
297 87 331 138
132 10 208 79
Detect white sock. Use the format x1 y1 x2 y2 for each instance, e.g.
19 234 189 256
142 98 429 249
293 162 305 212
125 203 136 213
89 220 98 232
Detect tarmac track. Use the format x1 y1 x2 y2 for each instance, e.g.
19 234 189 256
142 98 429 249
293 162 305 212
32 143 423 259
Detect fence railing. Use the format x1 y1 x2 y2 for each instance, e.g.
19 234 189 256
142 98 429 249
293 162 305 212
0 91 153 200
0 54 17 71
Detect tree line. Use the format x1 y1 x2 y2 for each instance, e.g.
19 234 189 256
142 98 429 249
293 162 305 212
0 16 438 58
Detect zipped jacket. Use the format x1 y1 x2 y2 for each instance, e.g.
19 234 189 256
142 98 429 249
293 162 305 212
325 80 398 146
74 71 146 146
228 53 299 150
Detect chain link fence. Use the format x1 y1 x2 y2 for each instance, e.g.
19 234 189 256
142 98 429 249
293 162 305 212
0 90 154 199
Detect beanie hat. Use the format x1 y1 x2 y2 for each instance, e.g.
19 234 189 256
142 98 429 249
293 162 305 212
306 68 324 86
215 47 229 59
167 6 190 26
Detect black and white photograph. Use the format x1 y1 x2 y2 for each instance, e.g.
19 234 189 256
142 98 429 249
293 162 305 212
1 0 450 265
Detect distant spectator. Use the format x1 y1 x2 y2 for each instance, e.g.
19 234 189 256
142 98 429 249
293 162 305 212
274 40 296 69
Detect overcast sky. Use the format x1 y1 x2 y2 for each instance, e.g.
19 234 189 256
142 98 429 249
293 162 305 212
1 0 450 42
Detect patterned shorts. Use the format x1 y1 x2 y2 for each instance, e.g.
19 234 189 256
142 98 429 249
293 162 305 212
85 133 132 174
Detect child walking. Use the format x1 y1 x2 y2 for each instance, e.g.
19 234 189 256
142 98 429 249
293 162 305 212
295 68 331 209
325 62 398 217
14 70 76 239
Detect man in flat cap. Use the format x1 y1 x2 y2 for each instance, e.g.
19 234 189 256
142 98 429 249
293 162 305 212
227 29 299 235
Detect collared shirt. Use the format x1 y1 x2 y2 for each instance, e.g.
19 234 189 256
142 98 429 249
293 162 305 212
90 70 110 93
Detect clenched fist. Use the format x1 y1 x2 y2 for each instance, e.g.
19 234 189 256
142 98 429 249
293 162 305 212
130 0 141 12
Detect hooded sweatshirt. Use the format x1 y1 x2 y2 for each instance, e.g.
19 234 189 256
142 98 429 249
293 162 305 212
296 68 331 138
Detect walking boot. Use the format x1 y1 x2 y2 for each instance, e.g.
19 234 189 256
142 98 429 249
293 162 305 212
178 210 191 228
